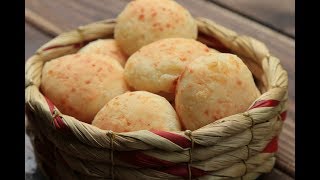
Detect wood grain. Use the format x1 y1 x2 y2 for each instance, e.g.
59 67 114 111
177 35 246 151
25 23 52 180
209 0 295 37
25 0 295 178
25 23 52 61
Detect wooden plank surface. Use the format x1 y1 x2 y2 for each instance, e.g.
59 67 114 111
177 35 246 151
25 23 52 180
25 0 295 179
25 22 52 61
209 0 295 37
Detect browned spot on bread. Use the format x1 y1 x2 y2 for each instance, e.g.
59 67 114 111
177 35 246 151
151 12 157 17
166 23 171 28
48 70 53 75
71 88 76 92
189 68 193 73
152 23 159 27
204 48 209 52
91 64 96 67
97 67 103 72
159 27 164 31
139 14 145 21
236 79 243 86
180 57 187 61
85 80 91 84
204 110 209 116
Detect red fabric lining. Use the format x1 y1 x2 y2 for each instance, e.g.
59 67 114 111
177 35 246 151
117 151 175 168
263 136 278 153
280 111 287 121
118 151 207 178
44 97 70 132
249 100 280 109
150 130 191 148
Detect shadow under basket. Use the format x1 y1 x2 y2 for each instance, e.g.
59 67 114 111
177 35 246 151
25 18 288 180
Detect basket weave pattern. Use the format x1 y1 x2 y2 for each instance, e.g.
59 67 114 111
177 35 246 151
25 18 288 180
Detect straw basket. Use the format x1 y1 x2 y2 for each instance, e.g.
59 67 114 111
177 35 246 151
25 17 288 180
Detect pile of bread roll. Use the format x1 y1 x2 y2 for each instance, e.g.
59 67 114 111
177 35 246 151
40 0 260 132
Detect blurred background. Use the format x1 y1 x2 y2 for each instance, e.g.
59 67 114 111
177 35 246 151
25 0 295 179
208 0 294 37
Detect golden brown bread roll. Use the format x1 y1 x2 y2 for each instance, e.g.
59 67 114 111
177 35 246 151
79 39 127 67
114 0 197 55
175 53 261 130
124 38 212 100
40 53 129 124
92 91 181 132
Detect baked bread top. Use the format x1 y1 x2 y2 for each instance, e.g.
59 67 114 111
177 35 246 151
114 0 197 55
175 53 261 130
92 91 181 132
40 53 129 123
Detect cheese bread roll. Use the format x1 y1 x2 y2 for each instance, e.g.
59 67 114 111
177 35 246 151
79 39 127 67
115 0 197 55
40 53 129 123
175 53 261 130
92 91 181 132
124 38 212 100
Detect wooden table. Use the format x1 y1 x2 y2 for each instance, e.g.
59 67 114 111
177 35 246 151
25 0 295 179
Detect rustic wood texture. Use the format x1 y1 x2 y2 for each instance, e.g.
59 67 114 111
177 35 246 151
25 0 295 179
25 23 52 61
25 23 52 180
209 0 295 37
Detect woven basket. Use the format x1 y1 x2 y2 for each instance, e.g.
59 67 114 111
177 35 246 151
25 17 288 180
